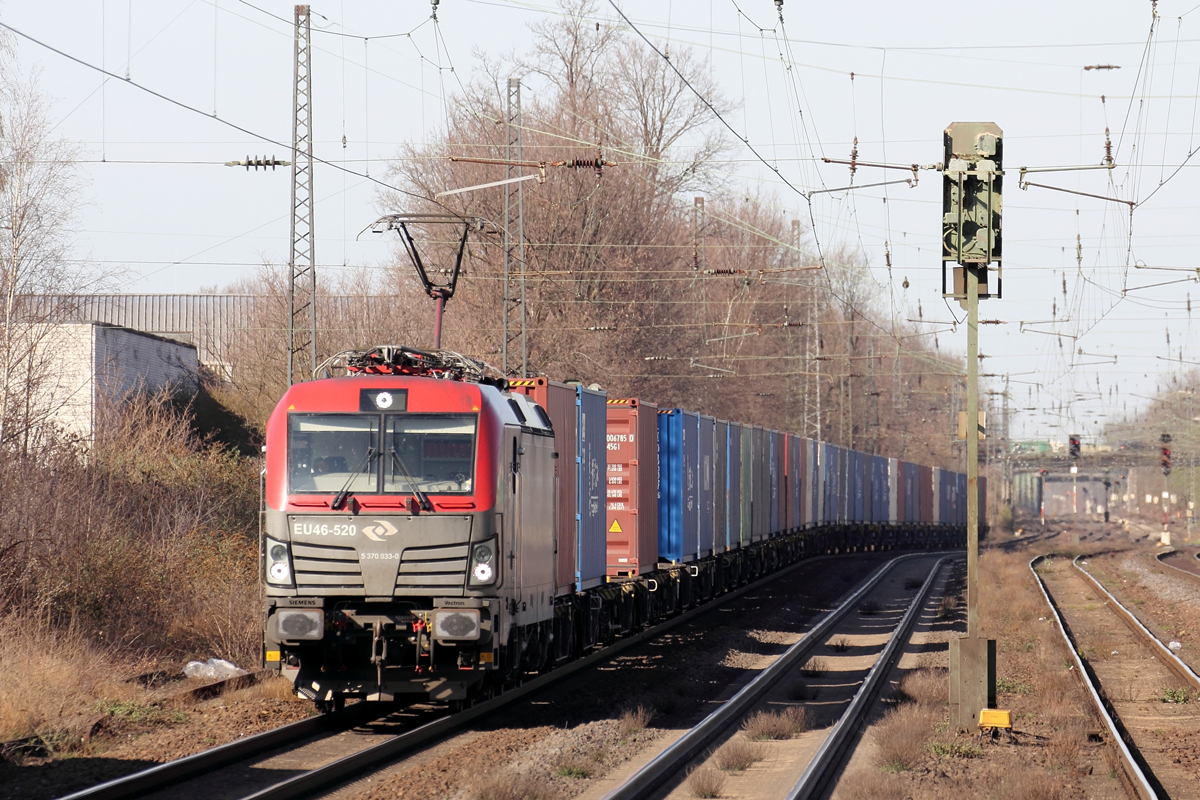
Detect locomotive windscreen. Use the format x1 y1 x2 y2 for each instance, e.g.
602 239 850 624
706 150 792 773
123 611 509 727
384 415 476 494
288 414 379 493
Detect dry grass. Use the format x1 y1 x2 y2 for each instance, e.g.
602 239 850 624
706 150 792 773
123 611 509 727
686 766 727 798
858 599 882 616
0 392 261 665
800 657 828 678
0 615 148 746
712 737 766 771
224 675 301 703
742 706 809 740
895 666 945 707
1045 720 1085 770
472 773 557 800
828 636 851 653
834 768 905 800
1001 770 1062 800
617 704 652 738
936 594 958 619
872 702 940 771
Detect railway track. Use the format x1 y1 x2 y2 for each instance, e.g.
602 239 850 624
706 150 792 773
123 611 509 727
61 550 945 800
1155 547 1200 582
594 553 953 800
1030 553 1200 800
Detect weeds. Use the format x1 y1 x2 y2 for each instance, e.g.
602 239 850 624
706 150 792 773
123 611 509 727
873 703 939 771
742 706 809 740
996 677 1033 695
473 774 556 800
618 705 652 738
926 740 980 758
1001 771 1062 800
828 636 851 653
686 766 727 798
1045 721 1085 769
833 769 904 800
95 699 185 725
713 737 765 771
894 667 945 707
555 762 591 779
903 578 922 590
1158 687 1195 704
936 595 958 619
858 599 882 616
800 657 828 678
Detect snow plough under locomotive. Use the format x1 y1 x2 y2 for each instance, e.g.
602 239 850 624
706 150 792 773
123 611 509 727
262 346 974 711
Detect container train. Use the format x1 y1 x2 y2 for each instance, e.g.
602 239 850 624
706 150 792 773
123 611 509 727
262 346 978 711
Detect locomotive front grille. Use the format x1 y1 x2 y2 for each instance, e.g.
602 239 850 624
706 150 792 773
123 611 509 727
395 543 470 593
293 541 365 593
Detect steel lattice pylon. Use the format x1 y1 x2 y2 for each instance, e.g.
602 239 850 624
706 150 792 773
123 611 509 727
288 4 317 385
502 77 527 378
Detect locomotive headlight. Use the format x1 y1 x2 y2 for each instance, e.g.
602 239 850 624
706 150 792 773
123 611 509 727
468 537 497 586
266 537 293 586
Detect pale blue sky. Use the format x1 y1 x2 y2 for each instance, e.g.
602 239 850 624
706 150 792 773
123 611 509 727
5 0 1198 443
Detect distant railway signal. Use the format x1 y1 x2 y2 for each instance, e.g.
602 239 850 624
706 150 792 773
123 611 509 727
942 122 1002 304
1068 435 1081 459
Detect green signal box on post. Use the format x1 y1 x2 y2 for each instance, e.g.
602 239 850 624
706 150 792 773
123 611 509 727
943 122 1003 306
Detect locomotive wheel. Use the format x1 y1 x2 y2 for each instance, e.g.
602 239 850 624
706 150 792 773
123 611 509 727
315 694 345 714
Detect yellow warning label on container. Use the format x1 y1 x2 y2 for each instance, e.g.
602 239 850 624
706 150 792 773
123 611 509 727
609 520 623 533
265 650 281 662
479 651 494 663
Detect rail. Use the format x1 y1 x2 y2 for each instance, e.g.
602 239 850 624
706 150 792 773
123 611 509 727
599 552 954 800
61 549 909 800
1028 555 1159 800
786 555 952 800
1074 555 1200 692
1153 547 1200 584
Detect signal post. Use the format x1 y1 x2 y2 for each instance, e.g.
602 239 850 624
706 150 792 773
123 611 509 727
942 122 1001 731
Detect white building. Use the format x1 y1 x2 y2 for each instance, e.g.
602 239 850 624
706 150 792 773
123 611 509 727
34 322 199 441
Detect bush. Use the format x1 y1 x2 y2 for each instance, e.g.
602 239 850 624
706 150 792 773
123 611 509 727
801 657 828 678
686 766 726 798
713 737 765 771
742 706 809 740
618 704 652 738
0 391 261 664
473 774 556 800
873 703 939 771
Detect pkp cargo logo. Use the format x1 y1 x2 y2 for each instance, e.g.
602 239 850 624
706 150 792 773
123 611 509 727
361 520 399 541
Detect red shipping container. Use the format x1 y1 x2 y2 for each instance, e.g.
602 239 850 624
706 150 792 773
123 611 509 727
919 465 934 523
509 377 578 596
606 398 659 577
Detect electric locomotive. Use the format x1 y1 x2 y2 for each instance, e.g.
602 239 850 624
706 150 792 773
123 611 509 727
262 347 558 710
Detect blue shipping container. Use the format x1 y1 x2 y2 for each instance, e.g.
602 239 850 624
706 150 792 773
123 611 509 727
699 416 716 557
823 444 840 523
904 462 920 522
714 420 729 554
656 409 700 563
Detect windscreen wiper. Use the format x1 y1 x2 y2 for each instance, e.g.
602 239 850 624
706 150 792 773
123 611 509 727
331 447 377 510
389 447 433 511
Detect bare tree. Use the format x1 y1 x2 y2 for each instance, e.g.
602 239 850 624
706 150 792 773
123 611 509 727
0 57 109 453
